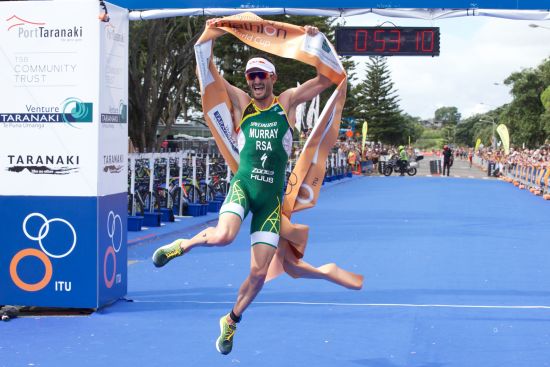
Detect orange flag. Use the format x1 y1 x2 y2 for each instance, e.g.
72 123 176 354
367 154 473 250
195 13 363 290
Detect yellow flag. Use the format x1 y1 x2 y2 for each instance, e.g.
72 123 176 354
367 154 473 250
361 121 368 153
496 124 510 155
474 138 481 152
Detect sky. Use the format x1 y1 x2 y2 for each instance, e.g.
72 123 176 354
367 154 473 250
343 14 550 120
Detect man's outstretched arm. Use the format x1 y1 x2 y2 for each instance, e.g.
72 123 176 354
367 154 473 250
205 18 250 118
279 26 333 113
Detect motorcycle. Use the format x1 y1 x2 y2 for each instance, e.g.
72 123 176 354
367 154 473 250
383 155 424 176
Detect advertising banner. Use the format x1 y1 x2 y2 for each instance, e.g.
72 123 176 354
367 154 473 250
98 4 129 196
0 1 129 308
0 0 99 197
111 0 550 10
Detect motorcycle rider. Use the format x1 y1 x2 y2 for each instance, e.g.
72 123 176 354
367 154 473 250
397 145 408 176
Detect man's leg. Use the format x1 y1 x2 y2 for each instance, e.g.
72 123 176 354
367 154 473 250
183 213 242 252
153 177 249 267
398 160 405 175
152 212 242 267
234 244 276 316
216 244 276 355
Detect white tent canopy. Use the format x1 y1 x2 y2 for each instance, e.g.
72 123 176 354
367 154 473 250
129 8 550 21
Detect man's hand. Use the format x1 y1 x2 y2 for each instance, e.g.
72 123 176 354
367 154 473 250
206 18 222 27
205 18 226 40
304 25 320 36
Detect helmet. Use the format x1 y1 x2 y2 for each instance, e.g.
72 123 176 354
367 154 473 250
398 145 404 151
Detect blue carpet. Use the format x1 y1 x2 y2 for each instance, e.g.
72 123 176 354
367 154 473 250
4 177 550 367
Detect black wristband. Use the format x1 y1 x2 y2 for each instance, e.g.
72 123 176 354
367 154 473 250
229 310 242 323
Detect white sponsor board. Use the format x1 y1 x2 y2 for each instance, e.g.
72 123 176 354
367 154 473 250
98 3 129 196
0 1 128 197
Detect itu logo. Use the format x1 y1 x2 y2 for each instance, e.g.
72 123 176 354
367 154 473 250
104 211 122 288
10 213 77 292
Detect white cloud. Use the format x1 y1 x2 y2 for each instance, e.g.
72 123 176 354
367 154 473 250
346 15 550 120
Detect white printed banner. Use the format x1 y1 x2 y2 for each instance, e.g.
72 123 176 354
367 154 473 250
0 1 128 197
98 3 129 196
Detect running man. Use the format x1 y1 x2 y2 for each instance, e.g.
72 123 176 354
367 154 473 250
152 21 332 355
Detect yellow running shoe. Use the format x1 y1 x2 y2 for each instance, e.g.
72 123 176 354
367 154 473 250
151 239 184 268
215 314 237 355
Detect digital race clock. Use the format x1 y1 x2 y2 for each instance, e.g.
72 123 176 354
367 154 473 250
335 27 440 57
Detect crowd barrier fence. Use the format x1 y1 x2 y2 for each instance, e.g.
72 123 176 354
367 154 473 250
126 150 351 231
474 156 550 200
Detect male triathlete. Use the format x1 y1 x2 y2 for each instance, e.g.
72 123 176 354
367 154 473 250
152 21 332 355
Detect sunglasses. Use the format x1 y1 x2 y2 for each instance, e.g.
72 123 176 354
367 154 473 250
245 71 271 81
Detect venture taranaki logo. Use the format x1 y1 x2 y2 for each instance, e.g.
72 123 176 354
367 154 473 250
1 97 93 126
5 154 80 175
6 15 83 39
101 100 127 124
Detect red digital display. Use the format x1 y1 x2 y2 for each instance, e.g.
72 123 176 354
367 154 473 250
336 27 440 56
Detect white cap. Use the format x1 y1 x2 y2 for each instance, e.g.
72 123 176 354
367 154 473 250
245 57 276 74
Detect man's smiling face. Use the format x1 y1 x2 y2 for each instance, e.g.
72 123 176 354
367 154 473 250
246 69 276 102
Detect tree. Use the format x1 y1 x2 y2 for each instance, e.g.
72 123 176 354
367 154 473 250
128 16 358 151
401 113 424 145
455 116 477 146
128 17 205 152
353 57 405 144
434 106 461 126
502 58 549 147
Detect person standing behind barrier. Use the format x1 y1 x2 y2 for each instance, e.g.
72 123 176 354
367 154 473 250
442 145 453 176
151 22 332 356
397 145 408 176
348 148 357 172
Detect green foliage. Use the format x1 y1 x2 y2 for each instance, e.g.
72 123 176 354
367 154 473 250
421 129 444 139
501 58 549 147
128 17 205 152
541 86 550 111
401 113 424 145
127 13 548 152
434 106 461 125
415 128 444 150
352 57 406 144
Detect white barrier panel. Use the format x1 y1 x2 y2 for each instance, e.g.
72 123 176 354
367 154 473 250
0 1 129 308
